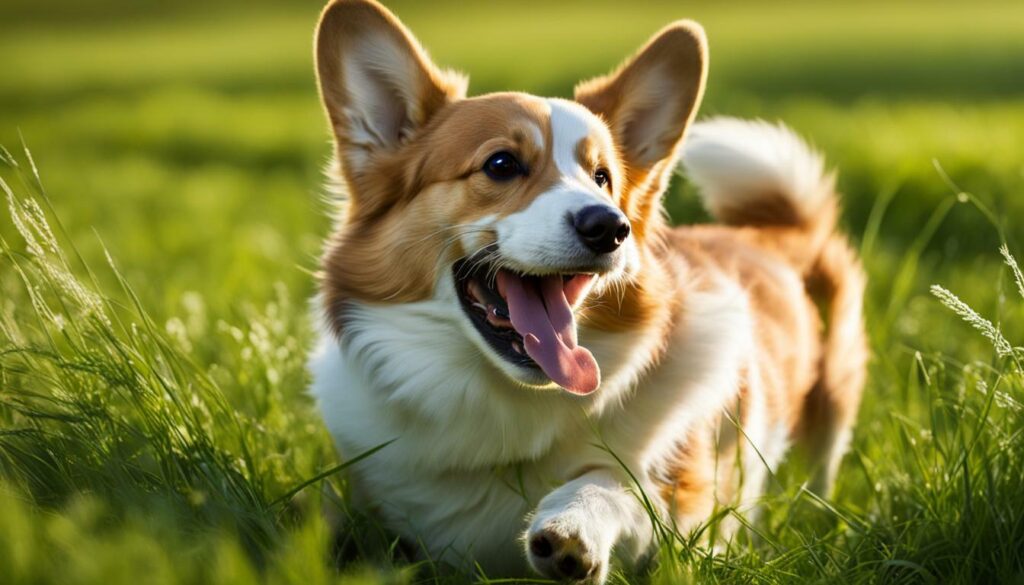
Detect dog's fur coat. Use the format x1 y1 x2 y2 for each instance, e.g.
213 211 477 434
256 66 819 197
307 1 867 581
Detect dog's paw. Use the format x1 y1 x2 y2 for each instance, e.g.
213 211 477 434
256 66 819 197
524 514 609 583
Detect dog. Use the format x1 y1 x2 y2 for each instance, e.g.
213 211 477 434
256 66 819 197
308 0 867 582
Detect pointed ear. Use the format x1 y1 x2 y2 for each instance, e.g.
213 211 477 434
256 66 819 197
575 21 707 179
315 0 467 180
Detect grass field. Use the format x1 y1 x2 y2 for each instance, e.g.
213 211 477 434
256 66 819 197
2 1 1024 583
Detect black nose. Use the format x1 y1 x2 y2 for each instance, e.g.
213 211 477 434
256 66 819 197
573 205 630 254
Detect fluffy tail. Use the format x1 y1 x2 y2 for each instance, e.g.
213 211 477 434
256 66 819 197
681 117 868 494
680 117 833 225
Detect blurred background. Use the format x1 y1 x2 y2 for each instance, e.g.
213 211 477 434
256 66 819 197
3 0 1023 319
2 1 1024 583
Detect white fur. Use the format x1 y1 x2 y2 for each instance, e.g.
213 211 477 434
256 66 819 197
496 188 627 278
681 117 831 223
526 469 652 582
547 99 612 186
309 266 753 578
527 120 546 154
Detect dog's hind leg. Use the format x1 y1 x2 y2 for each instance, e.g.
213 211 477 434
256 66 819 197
798 235 868 496
682 118 868 498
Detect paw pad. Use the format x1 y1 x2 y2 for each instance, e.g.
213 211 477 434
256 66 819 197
526 529 598 582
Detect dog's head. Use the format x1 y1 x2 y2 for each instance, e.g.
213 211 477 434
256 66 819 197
315 0 706 395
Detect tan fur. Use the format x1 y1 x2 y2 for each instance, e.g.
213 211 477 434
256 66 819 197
799 233 868 490
659 424 716 525
653 187 866 510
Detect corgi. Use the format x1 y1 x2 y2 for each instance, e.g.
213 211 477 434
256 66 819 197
308 0 867 582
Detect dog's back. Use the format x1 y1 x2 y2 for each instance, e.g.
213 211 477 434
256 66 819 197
660 118 868 520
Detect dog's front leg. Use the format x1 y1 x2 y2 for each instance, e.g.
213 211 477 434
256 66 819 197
524 469 658 584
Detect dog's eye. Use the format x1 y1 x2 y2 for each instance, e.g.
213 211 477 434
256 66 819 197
483 152 525 181
594 168 611 190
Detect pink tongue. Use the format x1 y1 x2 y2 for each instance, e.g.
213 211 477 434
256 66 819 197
496 271 600 395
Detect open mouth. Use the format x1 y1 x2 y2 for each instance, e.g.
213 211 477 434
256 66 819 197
453 256 601 395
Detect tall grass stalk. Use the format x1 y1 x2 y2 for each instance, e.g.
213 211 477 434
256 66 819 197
0 146 286 547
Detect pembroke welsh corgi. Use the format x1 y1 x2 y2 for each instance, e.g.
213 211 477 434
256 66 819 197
308 0 867 582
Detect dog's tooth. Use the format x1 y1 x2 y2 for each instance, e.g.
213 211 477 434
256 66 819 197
511 341 524 355
486 306 513 328
472 301 488 313
467 279 486 303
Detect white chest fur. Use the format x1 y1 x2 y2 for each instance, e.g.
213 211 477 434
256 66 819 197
308 275 753 572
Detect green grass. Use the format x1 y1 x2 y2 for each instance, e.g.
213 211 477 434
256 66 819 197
2 1 1024 583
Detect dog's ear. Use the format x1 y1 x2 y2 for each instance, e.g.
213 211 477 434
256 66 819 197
575 22 706 231
315 0 467 186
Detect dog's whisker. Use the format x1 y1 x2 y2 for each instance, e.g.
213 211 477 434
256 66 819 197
405 224 491 252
